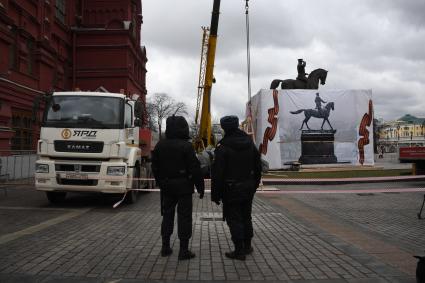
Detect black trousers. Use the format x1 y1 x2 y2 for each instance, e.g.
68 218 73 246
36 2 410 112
223 198 253 243
161 193 193 241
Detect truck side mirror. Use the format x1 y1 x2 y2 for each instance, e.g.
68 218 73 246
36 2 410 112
134 100 143 119
134 118 142 127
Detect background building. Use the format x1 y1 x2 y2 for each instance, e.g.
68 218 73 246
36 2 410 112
377 114 425 153
0 0 147 153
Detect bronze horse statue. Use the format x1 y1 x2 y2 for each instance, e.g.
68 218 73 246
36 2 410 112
290 102 334 130
270 68 328 89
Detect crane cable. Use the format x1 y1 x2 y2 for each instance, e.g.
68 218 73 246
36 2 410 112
245 0 252 103
245 0 255 141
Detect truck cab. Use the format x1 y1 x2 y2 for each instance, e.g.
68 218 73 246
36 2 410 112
35 91 145 204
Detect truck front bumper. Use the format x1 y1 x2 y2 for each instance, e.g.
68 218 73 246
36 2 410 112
35 160 130 194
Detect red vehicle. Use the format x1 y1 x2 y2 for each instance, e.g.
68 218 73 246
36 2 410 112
399 146 425 175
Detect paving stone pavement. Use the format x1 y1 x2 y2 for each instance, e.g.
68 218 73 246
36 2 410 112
0 188 416 282
288 191 425 255
0 208 65 236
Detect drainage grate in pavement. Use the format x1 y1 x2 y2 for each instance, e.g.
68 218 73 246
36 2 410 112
357 193 375 196
200 217 222 221
197 212 223 222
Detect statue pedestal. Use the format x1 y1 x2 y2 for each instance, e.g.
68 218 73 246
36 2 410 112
299 130 337 164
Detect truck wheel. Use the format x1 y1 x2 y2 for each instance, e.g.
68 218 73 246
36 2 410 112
125 166 139 204
46 192 67 204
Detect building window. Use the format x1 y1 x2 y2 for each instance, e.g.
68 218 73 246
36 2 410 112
11 110 34 151
27 38 35 75
55 0 66 24
132 4 137 38
8 26 17 70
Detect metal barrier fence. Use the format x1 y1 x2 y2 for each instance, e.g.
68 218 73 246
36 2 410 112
0 150 37 183
375 152 399 162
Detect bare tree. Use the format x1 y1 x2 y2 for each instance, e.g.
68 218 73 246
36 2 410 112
188 119 199 139
145 102 158 132
147 93 188 139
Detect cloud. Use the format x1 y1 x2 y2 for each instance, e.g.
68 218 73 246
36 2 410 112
142 0 425 122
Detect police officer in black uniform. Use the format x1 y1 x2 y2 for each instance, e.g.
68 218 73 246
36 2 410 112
152 115 204 260
211 116 262 261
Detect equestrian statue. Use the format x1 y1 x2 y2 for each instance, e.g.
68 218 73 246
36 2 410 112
270 59 328 89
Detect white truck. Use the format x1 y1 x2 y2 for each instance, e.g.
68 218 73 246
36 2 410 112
34 91 150 204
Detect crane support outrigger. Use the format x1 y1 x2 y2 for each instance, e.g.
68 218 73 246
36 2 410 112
194 0 221 152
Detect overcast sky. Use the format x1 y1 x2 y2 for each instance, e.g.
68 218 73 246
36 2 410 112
141 0 425 123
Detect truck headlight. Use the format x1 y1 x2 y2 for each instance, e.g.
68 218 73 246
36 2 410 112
107 166 126 176
36 163 49 173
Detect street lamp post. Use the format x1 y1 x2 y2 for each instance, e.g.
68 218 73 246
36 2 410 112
422 122 425 146
396 125 400 151
397 125 400 140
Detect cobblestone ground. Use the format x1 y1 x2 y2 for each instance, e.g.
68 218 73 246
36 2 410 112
0 187 416 282
288 190 425 255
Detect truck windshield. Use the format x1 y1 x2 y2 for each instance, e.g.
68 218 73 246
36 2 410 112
43 96 123 129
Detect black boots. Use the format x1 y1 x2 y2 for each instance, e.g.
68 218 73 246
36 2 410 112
161 238 173 257
244 238 254 255
225 239 254 260
162 238 195 260
178 240 195 260
178 250 196 260
163 238 252 261
225 241 246 261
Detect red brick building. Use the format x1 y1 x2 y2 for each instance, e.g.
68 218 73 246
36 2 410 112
0 0 147 153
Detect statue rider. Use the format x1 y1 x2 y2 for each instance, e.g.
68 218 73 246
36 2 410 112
296 59 308 83
315 93 326 114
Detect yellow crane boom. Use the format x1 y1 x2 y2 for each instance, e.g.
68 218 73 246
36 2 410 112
194 0 221 152
195 27 210 125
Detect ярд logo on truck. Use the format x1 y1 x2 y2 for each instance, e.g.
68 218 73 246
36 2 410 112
61 128 72 139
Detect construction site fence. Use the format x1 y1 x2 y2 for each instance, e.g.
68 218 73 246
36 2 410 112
0 150 37 183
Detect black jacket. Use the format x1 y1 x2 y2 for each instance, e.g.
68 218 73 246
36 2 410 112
211 128 262 202
152 116 204 195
